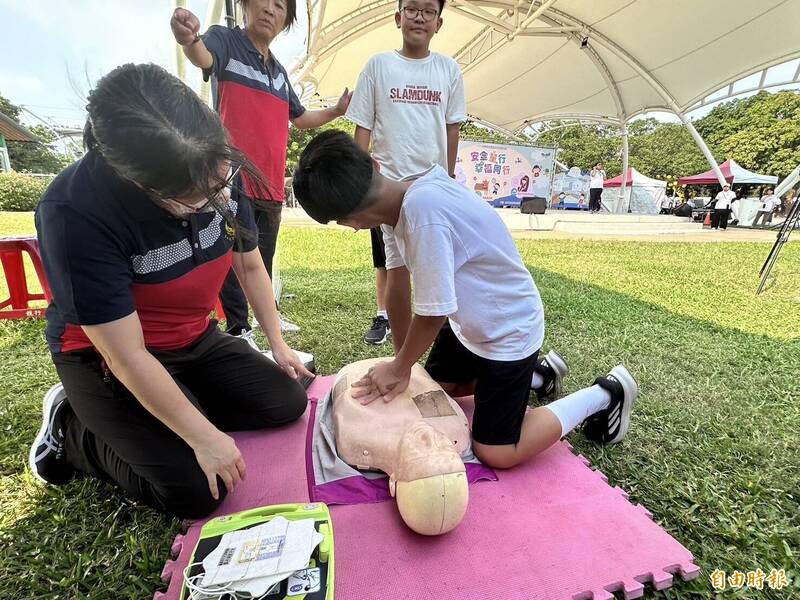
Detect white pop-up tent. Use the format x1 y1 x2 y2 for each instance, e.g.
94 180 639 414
601 168 666 214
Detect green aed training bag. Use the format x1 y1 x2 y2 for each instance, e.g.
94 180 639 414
180 502 334 600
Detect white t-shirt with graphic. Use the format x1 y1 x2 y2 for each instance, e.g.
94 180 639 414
384 166 544 361
346 51 466 181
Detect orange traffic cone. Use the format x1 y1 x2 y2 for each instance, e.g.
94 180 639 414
703 211 712 228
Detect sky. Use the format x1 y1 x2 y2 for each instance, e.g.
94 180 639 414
1 1 797 131
0 0 307 129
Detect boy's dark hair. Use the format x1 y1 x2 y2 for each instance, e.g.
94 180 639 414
239 0 297 31
397 0 446 14
292 130 374 224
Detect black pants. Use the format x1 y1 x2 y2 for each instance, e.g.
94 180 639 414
589 187 603 212
711 208 729 229
219 200 283 335
52 325 307 518
752 210 772 227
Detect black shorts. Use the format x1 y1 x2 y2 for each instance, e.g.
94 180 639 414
424 325 538 446
370 227 386 269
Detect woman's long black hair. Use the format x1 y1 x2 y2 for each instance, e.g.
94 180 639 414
83 63 273 242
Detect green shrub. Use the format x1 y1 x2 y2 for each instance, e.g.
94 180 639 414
0 171 52 211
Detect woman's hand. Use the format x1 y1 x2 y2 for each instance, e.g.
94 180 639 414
170 7 201 45
271 341 315 381
192 430 247 500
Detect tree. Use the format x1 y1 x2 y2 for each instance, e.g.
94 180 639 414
459 121 514 144
537 122 622 173
285 117 355 176
0 91 71 174
695 90 800 178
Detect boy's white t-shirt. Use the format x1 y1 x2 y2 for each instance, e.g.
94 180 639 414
384 166 544 361
346 51 466 181
590 170 605 189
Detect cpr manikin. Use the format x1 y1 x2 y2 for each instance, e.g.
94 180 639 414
331 358 470 535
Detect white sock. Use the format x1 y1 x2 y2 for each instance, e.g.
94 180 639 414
531 372 544 389
544 385 612 437
376 310 388 319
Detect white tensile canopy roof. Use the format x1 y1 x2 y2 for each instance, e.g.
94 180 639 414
295 0 800 187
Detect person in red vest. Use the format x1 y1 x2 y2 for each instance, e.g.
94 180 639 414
171 1 352 337
30 64 312 518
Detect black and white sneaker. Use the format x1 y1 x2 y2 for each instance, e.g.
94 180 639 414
363 316 391 345
583 365 638 445
532 350 569 401
29 383 74 485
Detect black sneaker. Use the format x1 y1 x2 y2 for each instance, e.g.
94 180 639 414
29 384 74 485
363 316 391 345
532 350 569 401
583 365 638 445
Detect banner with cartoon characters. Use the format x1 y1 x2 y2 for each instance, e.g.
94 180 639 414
454 141 556 207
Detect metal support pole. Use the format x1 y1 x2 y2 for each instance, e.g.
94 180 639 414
620 122 630 213
677 111 727 187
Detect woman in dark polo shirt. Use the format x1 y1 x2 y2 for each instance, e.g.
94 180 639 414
29 63 312 518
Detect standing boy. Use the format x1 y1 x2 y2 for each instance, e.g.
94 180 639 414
345 0 465 347
170 1 351 337
293 132 638 469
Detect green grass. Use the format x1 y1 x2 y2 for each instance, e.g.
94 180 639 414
1 212 799 598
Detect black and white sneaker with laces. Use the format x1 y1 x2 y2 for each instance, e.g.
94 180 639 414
363 315 391 345
532 350 569 401
583 365 638 445
29 383 74 485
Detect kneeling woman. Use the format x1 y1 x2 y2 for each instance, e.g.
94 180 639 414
30 64 312 518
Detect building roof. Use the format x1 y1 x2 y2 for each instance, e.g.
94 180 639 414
0 111 38 142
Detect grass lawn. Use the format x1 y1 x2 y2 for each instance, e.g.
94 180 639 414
1 211 799 598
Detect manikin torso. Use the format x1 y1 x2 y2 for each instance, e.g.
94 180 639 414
331 358 471 535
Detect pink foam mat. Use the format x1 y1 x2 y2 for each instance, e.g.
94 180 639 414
156 375 700 600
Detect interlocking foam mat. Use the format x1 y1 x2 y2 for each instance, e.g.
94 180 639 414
156 375 699 599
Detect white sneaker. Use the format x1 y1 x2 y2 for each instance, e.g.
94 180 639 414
279 313 301 333
237 329 262 352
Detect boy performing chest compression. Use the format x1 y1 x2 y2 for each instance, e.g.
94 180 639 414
293 131 639 469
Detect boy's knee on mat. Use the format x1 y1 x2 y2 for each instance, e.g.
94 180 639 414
473 443 523 470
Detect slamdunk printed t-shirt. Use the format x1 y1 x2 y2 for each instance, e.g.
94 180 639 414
384 166 544 361
346 50 466 181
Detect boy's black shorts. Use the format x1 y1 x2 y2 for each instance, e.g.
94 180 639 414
424 325 538 446
370 227 386 269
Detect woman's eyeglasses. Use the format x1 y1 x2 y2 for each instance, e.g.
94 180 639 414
154 165 242 214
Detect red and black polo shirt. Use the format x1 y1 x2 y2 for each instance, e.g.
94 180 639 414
202 25 306 201
35 150 258 354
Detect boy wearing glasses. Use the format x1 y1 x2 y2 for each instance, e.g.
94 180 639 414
346 0 466 348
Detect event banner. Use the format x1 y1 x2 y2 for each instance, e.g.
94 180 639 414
454 141 556 207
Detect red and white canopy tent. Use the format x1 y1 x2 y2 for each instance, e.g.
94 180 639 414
677 159 778 186
601 167 666 213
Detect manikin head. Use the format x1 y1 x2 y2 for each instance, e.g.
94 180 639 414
389 421 468 536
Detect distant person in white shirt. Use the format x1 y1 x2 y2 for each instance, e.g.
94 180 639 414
293 131 640 470
711 183 736 230
588 163 605 213
752 189 779 227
